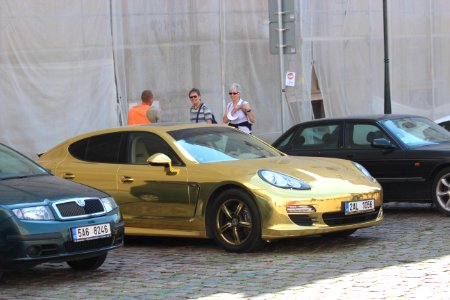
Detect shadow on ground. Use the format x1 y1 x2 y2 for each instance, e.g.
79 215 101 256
1 203 448 299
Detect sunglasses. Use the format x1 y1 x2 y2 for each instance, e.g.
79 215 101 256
189 95 198 99
229 92 239 95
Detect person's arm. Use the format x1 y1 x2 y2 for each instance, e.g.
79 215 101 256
242 103 256 123
223 113 229 123
203 104 214 124
223 103 230 123
246 110 256 123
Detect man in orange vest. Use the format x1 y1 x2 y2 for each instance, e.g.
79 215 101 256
127 90 159 125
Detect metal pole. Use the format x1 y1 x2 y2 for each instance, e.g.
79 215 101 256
383 0 392 114
277 0 286 131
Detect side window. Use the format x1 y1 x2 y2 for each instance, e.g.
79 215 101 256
69 133 124 163
301 124 339 149
346 123 387 148
128 132 182 166
278 124 340 151
442 121 450 132
276 131 297 152
69 139 88 160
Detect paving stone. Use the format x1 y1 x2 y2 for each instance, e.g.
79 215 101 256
1 205 449 299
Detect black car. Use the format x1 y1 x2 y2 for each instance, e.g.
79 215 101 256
0 143 124 280
272 114 450 216
435 115 450 132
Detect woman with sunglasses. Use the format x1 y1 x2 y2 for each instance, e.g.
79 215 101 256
223 83 256 134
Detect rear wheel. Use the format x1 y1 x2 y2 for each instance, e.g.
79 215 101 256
67 253 107 271
432 167 450 216
209 189 263 253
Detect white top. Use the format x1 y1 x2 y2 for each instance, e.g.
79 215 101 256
227 99 251 133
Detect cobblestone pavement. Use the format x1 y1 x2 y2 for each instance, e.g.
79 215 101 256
1 203 449 300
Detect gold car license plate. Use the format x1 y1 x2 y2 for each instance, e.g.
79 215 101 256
344 199 375 215
71 223 111 242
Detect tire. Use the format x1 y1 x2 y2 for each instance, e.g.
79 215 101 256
432 167 450 216
208 188 263 253
322 229 357 238
67 253 107 271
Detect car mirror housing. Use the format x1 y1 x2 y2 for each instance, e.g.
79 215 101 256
372 138 396 149
147 153 179 175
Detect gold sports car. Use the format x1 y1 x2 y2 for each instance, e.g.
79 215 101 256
38 124 383 252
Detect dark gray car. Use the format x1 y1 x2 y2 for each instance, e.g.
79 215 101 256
0 143 124 280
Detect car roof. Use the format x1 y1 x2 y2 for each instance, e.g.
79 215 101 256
298 114 430 125
62 123 231 142
435 115 450 124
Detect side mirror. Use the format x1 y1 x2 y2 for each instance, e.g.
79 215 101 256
147 153 179 175
372 138 396 149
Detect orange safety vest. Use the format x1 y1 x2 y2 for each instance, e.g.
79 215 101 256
127 104 151 125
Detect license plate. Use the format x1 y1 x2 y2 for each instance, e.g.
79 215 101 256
71 223 111 242
344 199 375 214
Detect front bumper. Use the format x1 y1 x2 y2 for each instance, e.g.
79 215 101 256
262 206 383 239
0 212 124 270
255 188 384 240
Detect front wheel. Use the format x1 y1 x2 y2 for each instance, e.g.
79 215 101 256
432 168 450 216
208 189 263 253
67 253 107 271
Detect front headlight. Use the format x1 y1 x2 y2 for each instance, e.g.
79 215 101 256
100 197 118 212
13 206 55 220
352 161 377 183
258 169 311 190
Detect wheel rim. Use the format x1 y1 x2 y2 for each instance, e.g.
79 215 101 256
436 172 450 212
215 198 253 246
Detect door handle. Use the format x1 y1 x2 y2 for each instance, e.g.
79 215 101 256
120 176 134 183
63 173 75 180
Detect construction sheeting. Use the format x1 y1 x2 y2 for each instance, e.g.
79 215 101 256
1 0 449 159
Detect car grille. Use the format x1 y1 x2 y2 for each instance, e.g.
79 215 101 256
288 215 314 226
65 237 115 252
39 244 60 256
53 198 106 220
322 207 381 226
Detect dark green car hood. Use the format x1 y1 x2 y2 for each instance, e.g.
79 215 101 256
0 175 107 205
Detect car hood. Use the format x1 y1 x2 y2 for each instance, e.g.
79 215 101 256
410 142 450 151
206 155 376 187
0 175 107 205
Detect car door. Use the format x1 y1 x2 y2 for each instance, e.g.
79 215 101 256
53 132 124 196
341 121 425 201
116 132 197 229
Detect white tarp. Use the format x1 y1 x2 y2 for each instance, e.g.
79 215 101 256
1 0 450 159
302 0 450 119
0 1 119 158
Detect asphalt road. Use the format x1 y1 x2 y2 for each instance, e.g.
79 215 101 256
1 203 449 300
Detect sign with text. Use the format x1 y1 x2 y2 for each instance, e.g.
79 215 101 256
285 71 296 86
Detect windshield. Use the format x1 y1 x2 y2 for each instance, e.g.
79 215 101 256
380 116 450 148
0 144 49 180
168 127 281 163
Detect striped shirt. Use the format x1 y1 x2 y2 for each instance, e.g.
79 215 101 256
190 103 213 123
